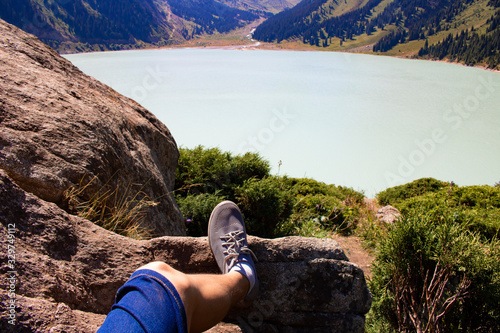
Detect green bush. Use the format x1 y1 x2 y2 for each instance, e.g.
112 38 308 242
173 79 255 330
235 176 293 238
175 146 270 200
377 178 448 206
291 194 343 224
276 178 365 236
337 185 366 205
287 194 359 236
228 152 271 187
284 178 364 204
285 177 339 197
175 147 273 236
175 192 226 236
369 213 500 332
175 146 232 195
175 146 366 238
396 185 500 240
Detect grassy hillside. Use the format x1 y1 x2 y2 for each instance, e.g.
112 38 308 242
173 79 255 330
380 0 498 56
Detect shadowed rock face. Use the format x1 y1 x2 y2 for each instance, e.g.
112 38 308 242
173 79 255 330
0 18 184 237
0 170 371 332
0 19 371 332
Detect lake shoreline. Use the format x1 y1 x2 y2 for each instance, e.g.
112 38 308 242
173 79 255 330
62 37 499 74
158 40 500 74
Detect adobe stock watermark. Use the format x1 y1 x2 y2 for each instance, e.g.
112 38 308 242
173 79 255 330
237 107 296 154
384 75 496 187
130 65 169 103
5 223 17 326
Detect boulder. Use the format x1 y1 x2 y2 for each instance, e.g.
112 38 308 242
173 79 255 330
0 19 184 236
0 170 372 332
376 205 401 224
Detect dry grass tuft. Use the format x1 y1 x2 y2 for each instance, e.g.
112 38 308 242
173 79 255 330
64 176 156 239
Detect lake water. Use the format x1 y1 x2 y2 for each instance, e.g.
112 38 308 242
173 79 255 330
65 49 500 197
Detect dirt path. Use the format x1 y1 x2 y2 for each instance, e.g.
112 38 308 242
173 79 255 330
335 236 375 279
333 198 378 280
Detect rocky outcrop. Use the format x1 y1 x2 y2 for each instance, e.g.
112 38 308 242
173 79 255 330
0 170 372 332
376 205 401 224
0 19 184 236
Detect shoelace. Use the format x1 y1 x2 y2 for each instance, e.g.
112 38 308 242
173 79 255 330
221 230 258 273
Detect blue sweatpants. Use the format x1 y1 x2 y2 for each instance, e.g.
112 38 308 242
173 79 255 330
98 269 187 333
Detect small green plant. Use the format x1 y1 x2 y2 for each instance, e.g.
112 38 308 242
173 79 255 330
64 176 156 239
296 219 331 238
356 217 389 250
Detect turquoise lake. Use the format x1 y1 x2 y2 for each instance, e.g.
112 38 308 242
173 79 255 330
65 49 500 197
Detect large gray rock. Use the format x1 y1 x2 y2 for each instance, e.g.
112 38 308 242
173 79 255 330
376 205 401 224
0 170 372 332
0 19 184 236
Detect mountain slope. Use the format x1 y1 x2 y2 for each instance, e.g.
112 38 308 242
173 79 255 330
0 0 175 50
366 0 500 68
418 1 500 68
0 0 263 52
164 0 262 35
253 0 500 68
253 0 386 44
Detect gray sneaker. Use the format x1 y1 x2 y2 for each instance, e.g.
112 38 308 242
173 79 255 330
208 201 258 302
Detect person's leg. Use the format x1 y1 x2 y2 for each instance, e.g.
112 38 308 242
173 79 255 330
140 200 258 333
139 262 249 333
99 201 258 333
